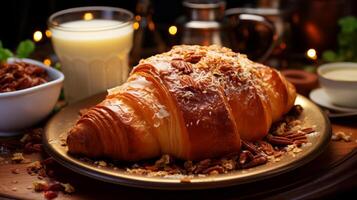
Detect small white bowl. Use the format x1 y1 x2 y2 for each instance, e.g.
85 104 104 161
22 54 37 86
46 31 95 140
317 62 357 108
0 58 64 136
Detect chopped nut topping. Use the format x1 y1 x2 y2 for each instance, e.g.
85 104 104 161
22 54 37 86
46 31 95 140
292 147 303 154
61 183 75 193
155 154 171 168
95 160 107 167
33 180 48 192
332 131 351 142
184 54 202 64
0 62 48 93
202 165 224 174
274 122 287 135
26 161 43 175
171 60 193 74
11 153 24 163
180 75 197 89
219 64 232 72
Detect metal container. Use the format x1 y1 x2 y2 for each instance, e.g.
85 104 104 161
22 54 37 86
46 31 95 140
181 0 227 46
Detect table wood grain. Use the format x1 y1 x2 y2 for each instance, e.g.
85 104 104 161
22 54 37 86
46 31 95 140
1 119 356 200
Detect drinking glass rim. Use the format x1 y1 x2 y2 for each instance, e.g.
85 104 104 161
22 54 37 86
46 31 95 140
48 6 134 32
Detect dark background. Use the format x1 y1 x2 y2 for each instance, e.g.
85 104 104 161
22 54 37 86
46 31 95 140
0 0 259 49
1 0 356 64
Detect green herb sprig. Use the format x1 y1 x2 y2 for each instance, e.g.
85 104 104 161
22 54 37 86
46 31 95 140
322 16 357 62
0 39 35 63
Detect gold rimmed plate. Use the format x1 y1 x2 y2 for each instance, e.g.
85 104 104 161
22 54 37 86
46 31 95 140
43 93 331 190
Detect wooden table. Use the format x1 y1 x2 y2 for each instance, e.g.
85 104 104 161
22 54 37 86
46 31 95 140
1 117 357 200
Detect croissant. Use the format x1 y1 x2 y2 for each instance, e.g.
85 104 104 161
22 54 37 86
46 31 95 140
67 45 296 161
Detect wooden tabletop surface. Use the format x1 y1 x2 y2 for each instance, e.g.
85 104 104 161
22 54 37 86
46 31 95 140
0 117 356 200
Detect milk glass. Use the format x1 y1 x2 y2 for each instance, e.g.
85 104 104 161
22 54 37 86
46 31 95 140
48 7 133 103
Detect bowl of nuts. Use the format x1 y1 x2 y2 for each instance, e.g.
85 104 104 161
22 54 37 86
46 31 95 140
0 58 64 136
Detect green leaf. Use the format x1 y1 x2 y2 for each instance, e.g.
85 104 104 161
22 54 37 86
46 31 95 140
54 62 62 71
0 48 14 62
0 40 3 49
322 16 357 62
16 39 35 58
322 50 337 62
338 16 357 33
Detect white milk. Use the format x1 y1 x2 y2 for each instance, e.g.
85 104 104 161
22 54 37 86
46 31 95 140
323 68 357 81
51 19 133 103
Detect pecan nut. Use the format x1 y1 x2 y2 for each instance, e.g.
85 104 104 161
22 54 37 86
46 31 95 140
219 64 232 72
0 62 48 93
242 141 262 155
184 54 202 64
239 150 254 165
171 60 193 74
266 134 294 145
256 141 274 156
301 127 315 134
202 165 224 174
242 155 268 169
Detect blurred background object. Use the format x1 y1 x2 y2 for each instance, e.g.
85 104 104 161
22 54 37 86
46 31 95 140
291 0 350 54
321 16 357 63
224 8 277 61
281 69 318 96
179 0 227 46
130 0 166 65
1 0 356 69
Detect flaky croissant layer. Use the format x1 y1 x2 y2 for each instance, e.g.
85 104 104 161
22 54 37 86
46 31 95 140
67 45 296 161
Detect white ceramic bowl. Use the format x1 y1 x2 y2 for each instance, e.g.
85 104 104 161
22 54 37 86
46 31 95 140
0 58 64 136
317 62 357 108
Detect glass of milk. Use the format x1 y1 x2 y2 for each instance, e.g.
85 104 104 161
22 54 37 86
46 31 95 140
48 6 133 103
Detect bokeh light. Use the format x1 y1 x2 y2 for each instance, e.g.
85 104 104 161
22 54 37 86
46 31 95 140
168 25 177 35
33 31 43 42
307 48 317 60
83 12 93 21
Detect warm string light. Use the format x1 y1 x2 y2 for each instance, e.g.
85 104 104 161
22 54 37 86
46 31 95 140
83 12 94 21
148 22 155 30
306 48 317 60
33 29 52 42
33 31 43 42
43 58 52 66
45 30 52 38
133 15 141 30
168 25 177 35
133 22 140 30
135 15 141 21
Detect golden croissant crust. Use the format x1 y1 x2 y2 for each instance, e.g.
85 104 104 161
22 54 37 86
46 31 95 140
67 45 296 161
